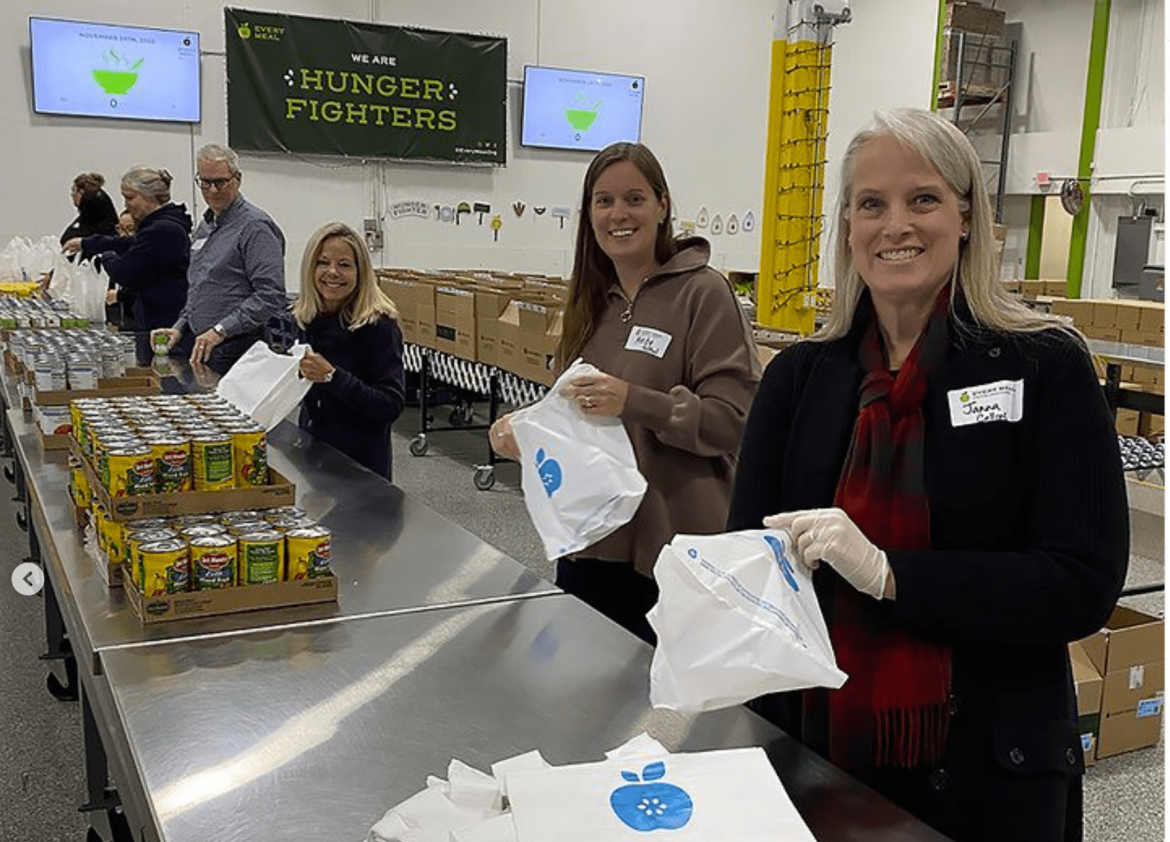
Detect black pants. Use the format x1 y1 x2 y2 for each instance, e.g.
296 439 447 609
555 558 658 645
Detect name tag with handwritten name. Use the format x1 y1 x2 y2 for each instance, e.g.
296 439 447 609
625 326 672 358
191 237 207 252
947 379 1024 427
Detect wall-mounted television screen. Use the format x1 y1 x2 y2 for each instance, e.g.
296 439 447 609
520 65 644 152
30 17 201 123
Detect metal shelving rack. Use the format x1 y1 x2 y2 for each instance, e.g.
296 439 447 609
938 29 1018 223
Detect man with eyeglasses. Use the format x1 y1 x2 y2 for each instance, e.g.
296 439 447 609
153 143 287 374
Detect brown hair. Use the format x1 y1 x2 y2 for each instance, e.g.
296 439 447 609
293 222 398 329
556 142 677 370
72 172 105 195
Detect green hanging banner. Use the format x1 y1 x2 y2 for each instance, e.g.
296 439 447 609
225 8 507 165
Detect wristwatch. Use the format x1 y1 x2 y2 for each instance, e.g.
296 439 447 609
322 369 335 383
212 323 227 337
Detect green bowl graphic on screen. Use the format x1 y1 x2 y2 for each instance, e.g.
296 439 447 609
92 69 139 95
565 98 602 131
565 109 598 130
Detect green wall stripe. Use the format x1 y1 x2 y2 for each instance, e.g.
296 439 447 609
1025 195 1045 279
930 0 947 111
1067 0 1112 298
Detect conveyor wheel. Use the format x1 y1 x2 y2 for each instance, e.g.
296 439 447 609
16 507 28 532
409 435 429 457
473 466 496 491
449 403 474 427
3 461 14 484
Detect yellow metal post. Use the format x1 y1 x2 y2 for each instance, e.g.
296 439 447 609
757 1 849 334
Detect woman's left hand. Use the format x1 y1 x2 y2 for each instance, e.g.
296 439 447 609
563 371 629 417
299 348 336 384
63 238 82 255
764 507 894 600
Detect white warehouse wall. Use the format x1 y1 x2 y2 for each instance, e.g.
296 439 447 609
1 0 1162 297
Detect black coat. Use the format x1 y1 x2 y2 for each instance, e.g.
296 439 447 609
298 313 406 480
82 203 193 336
728 308 1128 842
61 188 118 244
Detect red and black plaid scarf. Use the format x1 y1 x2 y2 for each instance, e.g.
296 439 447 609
819 286 954 773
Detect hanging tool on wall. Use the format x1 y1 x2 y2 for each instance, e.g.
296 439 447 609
456 202 472 225
474 202 491 224
551 206 571 229
491 215 502 241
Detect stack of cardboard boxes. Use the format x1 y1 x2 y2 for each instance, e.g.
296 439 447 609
376 269 567 385
1047 297 1165 437
1071 606 1165 765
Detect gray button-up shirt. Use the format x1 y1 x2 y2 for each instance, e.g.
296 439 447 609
174 195 287 338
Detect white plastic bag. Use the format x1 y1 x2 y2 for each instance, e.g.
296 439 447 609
70 258 110 324
510 360 647 561
215 340 310 431
647 529 847 713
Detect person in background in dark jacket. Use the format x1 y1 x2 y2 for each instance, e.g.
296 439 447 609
64 166 193 364
294 222 405 480
60 172 118 244
488 142 760 643
727 109 1128 842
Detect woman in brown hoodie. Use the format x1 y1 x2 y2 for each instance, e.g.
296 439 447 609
491 142 760 642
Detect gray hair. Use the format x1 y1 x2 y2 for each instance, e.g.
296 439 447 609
196 143 241 176
819 108 1060 339
121 166 173 204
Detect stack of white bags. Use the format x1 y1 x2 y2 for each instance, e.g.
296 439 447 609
366 733 817 842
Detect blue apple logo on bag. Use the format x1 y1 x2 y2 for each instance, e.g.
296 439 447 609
764 534 799 592
609 760 693 832
535 448 562 497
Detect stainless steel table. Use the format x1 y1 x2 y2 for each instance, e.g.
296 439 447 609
96 595 950 842
7 409 556 676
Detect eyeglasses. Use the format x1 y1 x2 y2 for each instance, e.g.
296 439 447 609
197 174 238 191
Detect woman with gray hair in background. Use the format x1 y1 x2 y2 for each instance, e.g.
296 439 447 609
65 165 194 363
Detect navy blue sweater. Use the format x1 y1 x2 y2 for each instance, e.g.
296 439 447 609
298 313 406 480
82 203 193 333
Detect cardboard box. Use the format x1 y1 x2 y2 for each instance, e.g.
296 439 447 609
1083 325 1122 343
71 437 296 522
1069 641 1104 765
1077 606 1165 759
1091 301 1119 329
1113 300 1144 331
473 284 521 368
1050 299 1094 328
1137 301 1164 334
1043 280 1068 297
498 297 563 384
23 368 161 411
122 564 336 624
433 285 477 361
378 276 436 348
1114 408 1140 436
1138 412 1165 438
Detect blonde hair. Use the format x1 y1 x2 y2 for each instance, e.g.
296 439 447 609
294 222 398 329
819 108 1064 340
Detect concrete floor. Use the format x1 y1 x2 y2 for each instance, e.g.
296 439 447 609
0 402 1162 841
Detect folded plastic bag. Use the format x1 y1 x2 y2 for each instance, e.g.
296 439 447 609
510 360 646 561
648 529 847 713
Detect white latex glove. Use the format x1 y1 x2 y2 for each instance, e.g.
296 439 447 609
764 507 892 600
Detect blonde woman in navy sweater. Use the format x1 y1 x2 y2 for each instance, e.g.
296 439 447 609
294 222 405 480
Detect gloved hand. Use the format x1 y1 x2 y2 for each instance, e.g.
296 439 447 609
764 507 892 600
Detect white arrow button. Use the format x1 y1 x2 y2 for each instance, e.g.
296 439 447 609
12 562 44 596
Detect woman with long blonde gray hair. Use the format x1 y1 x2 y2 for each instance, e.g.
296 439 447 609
294 222 405 479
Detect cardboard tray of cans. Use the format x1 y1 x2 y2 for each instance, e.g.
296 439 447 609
69 436 297 522
120 564 337 624
24 366 161 408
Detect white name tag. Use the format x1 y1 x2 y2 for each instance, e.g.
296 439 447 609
625 326 673 358
191 237 207 252
947 379 1024 427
